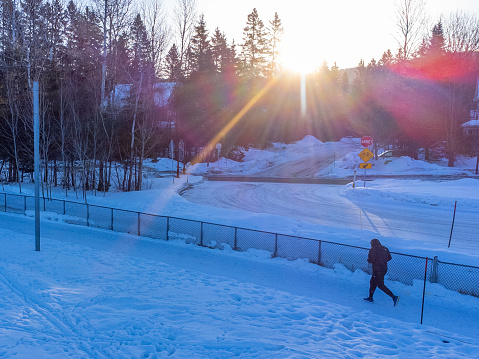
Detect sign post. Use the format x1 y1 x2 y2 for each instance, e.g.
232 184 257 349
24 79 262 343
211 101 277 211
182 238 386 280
216 143 222 168
179 139 185 175
358 145 374 188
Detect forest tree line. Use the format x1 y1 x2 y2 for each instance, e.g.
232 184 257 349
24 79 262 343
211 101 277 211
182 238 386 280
0 0 478 196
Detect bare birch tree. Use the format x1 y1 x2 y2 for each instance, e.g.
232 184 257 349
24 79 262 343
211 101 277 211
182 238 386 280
441 12 479 166
443 11 479 53
173 0 196 74
394 0 428 60
94 0 133 101
143 1 170 78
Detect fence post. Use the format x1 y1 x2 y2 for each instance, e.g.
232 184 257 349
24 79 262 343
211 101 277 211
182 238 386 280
273 233 278 258
63 200 66 215
24 196 26 213
43 197 46 211
448 201 457 248
4 193 6 212
110 208 114 230
431 256 439 283
317 240 322 265
166 217 169 241
86 204 90 227
138 212 141 236
421 257 429 325
200 222 204 246
234 227 238 250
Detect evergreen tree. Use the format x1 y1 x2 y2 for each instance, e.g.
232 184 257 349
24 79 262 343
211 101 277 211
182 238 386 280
222 40 237 75
341 72 349 95
211 27 236 74
20 0 49 83
429 21 446 55
241 8 267 78
266 11 283 77
378 49 394 66
211 27 225 71
165 43 181 81
417 21 446 59
189 14 213 75
352 59 366 94
130 14 154 81
330 62 340 89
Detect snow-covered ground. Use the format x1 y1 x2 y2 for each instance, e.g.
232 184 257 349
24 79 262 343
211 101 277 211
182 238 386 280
187 136 477 178
2 213 479 358
1 137 479 358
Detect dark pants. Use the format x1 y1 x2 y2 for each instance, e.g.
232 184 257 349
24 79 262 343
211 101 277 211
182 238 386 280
369 271 394 298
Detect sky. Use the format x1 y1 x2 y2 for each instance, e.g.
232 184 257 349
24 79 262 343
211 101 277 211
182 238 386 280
1 136 479 357
161 0 479 71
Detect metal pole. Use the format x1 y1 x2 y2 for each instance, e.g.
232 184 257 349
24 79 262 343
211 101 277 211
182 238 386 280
448 201 457 248
138 212 140 236
234 227 237 250
273 233 278 258
33 81 40 252
166 217 169 241
421 257 428 324
317 240 322 265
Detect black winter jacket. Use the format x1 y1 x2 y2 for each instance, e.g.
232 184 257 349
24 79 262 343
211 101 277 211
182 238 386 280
367 242 392 273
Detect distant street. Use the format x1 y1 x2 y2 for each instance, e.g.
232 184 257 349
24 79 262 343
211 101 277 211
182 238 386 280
205 176 352 184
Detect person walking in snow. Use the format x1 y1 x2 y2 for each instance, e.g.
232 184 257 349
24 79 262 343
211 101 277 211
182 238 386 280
364 238 399 306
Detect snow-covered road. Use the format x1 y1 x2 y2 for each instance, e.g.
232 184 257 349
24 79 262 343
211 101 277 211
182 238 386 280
252 141 354 177
181 181 479 253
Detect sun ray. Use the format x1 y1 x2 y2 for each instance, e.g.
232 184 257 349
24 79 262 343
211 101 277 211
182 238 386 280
193 78 277 164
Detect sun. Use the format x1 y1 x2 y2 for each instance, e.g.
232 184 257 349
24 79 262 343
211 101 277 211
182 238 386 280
278 37 319 75
280 54 318 75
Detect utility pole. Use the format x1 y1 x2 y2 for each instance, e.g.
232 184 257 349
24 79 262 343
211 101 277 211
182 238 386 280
33 81 40 251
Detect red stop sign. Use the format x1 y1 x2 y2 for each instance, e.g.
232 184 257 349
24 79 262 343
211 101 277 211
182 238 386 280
361 136 373 147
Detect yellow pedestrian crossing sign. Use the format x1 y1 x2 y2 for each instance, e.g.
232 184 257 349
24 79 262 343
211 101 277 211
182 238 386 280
358 148 374 162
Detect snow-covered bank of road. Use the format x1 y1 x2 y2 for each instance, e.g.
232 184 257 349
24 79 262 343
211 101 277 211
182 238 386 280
1 212 479 358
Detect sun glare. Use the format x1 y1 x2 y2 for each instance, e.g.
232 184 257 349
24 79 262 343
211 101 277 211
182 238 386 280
281 55 318 75
279 36 319 75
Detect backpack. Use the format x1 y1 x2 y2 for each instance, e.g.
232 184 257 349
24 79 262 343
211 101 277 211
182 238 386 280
378 246 392 264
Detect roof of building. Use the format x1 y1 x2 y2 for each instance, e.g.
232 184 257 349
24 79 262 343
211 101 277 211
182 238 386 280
105 82 176 109
153 83 176 107
462 119 479 127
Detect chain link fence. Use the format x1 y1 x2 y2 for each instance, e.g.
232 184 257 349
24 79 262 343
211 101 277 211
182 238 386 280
1 192 478 297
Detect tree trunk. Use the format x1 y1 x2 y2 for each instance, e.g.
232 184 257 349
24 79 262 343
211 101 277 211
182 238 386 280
98 160 104 191
54 159 58 187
